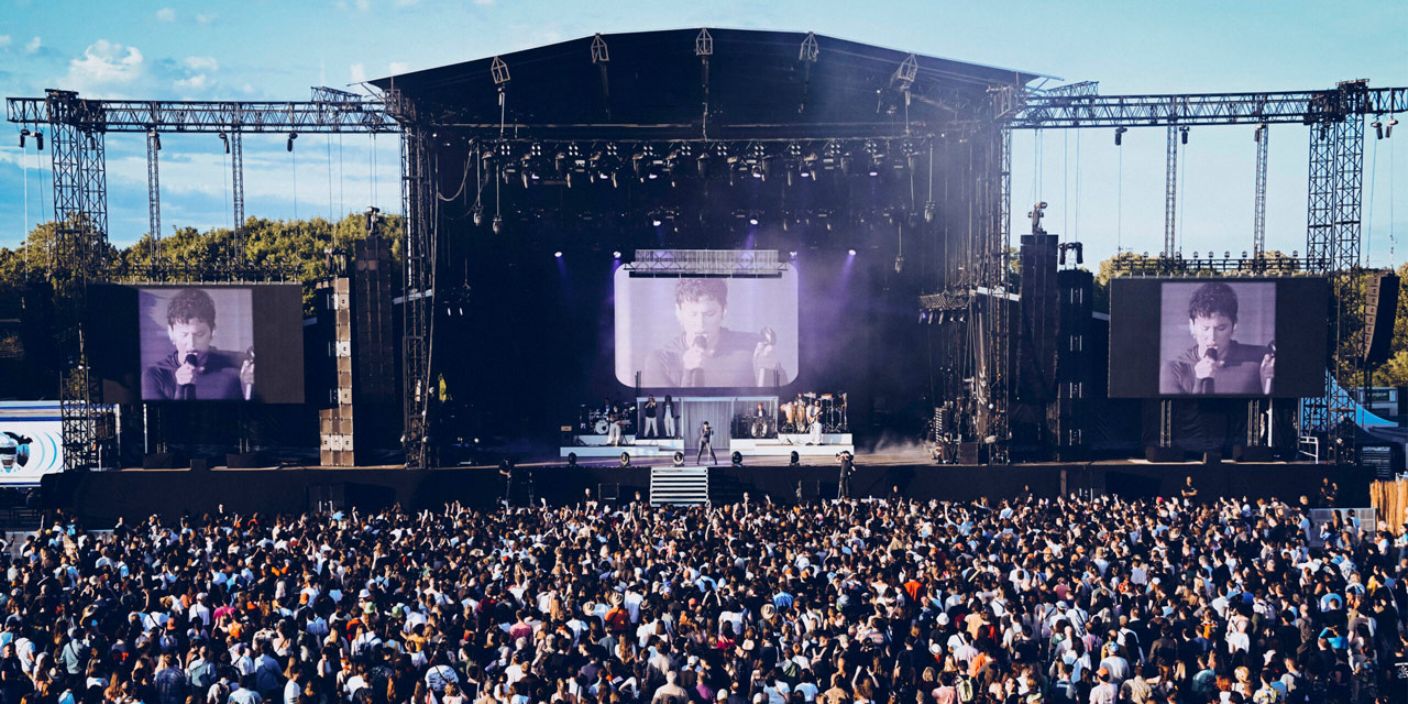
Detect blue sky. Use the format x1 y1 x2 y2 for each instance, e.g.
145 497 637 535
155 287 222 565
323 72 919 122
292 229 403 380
0 0 1404 267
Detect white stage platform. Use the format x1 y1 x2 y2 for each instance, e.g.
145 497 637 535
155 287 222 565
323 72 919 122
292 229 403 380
561 434 854 458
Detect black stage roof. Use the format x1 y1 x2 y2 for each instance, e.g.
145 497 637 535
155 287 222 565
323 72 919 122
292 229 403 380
370 29 1044 139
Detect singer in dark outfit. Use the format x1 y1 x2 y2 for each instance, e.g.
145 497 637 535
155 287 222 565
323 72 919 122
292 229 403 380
142 289 251 401
640 278 783 388
696 421 718 465
1159 282 1275 395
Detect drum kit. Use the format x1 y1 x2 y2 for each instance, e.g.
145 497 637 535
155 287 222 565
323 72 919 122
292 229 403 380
778 392 848 433
580 403 636 436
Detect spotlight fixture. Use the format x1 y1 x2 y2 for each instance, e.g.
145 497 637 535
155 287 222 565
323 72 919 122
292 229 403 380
748 216 759 226
1372 120 1384 140
18 129 28 149
788 250 798 259
218 131 230 154
491 214 503 235
923 200 936 223
848 248 857 256
33 131 42 151
553 250 563 259
286 132 298 151
651 216 663 227
612 250 622 259
1114 126 1128 146
472 203 484 227
1387 117 1398 139
1179 126 1189 145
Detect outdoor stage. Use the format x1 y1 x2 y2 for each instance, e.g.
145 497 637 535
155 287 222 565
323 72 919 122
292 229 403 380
43 455 1368 525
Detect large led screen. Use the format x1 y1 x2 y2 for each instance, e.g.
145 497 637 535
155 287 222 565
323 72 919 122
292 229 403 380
615 268 799 389
90 283 306 404
1109 277 1329 398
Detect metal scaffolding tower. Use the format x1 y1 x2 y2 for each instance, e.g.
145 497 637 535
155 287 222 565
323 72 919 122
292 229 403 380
1163 124 1178 256
146 129 161 276
1253 125 1269 258
386 91 437 469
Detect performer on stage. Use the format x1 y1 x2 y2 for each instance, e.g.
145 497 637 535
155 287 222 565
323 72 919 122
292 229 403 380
696 421 718 465
641 278 783 388
807 401 822 446
642 396 659 439
663 395 678 439
606 405 624 446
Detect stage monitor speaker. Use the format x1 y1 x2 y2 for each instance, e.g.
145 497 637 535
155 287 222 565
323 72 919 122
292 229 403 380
1145 446 1183 463
189 458 210 473
1363 272 1400 367
1202 450 1223 465
1236 446 1276 462
226 452 268 469
142 452 180 469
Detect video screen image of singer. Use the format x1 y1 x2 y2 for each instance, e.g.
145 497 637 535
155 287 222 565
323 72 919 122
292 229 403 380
615 268 799 389
1108 277 1327 399
1158 281 1275 396
139 287 255 401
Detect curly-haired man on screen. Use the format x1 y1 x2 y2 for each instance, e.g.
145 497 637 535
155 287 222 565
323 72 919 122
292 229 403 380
1159 282 1274 395
641 278 782 388
141 289 253 401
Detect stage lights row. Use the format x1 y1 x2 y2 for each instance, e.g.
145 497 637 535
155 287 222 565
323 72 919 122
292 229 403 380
475 137 932 190
549 250 855 260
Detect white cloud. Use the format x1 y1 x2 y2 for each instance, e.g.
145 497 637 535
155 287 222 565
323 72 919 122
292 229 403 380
175 74 210 90
0 35 11 48
349 63 367 83
388 61 410 75
395 0 418 5
183 56 219 72
195 12 216 24
24 36 40 54
155 7 176 22
63 40 145 96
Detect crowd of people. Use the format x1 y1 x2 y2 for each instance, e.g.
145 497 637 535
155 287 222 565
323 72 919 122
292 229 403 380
1 488 1405 704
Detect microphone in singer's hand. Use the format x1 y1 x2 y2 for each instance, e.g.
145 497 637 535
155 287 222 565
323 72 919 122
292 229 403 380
1197 347 1218 395
181 353 198 400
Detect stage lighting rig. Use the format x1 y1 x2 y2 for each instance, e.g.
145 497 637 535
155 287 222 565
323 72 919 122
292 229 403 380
780 142 803 186
589 143 621 187
217 131 230 153
33 131 42 151
863 140 885 176
18 129 27 148
558 143 589 187
518 142 550 187
286 132 298 151
148 127 161 151
632 143 668 182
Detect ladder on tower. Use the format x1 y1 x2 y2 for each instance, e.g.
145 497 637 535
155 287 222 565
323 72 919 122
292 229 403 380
649 466 710 506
